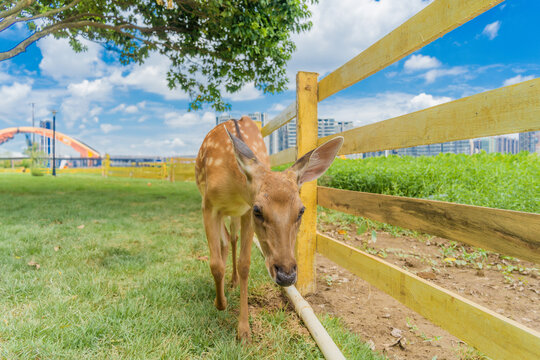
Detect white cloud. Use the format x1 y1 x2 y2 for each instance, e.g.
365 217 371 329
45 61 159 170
224 82 262 101
110 53 188 100
142 137 185 149
38 37 106 81
110 102 145 114
0 70 14 84
482 21 501 40
124 105 139 114
164 111 215 128
89 106 103 117
0 82 32 121
100 123 122 134
67 79 112 100
288 0 432 85
0 82 32 100
423 66 467 84
404 54 441 72
503 74 534 86
269 103 287 112
60 79 114 128
409 93 452 109
318 92 452 128
110 104 126 113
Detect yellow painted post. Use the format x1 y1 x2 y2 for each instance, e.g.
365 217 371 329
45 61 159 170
102 154 110 177
168 158 174 182
253 120 262 131
296 71 319 295
162 160 167 180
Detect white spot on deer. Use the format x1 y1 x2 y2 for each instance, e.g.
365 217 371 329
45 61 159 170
214 158 223 166
207 157 214 166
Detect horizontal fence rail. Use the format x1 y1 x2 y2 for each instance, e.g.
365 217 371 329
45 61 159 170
318 0 504 101
318 77 540 155
106 166 165 180
318 187 540 263
169 157 196 181
316 233 540 360
269 147 296 167
261 102 296 138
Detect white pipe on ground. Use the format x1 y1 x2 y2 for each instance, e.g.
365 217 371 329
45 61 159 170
253 238 346 360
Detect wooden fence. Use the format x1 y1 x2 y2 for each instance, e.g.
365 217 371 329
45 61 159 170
260 1 540 359
1 156 196 181
102 155 196 182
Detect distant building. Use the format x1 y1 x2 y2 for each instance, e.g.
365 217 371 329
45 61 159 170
337 121 354 134
271 118 353 154
247 112 267 126
519 131 539 153
215 113 232 126
362 135 521 159
39 120 52 156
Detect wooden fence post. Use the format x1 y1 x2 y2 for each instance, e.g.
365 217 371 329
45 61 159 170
169 158 174 182
254 120 262 131
102 154 110 177
296 71 319 295
161 160 168 180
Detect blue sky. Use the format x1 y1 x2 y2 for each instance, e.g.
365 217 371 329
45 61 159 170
0 0 538 157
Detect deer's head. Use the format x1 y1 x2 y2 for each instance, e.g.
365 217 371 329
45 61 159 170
227 131 343 287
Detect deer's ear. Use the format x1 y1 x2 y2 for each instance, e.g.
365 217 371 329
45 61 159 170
226 129 262 182
289 137 344 187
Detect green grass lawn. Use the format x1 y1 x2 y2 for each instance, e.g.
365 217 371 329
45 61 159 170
0 174 381 360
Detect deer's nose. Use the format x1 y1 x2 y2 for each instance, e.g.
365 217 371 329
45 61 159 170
274 264 297 287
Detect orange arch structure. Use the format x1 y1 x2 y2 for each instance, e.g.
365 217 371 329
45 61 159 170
0 126 100 158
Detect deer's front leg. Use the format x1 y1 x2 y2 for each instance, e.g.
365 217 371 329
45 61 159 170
229 217 240 288
237 212 253 342
202 200 227 311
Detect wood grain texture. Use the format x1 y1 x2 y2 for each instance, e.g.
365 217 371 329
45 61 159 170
318 78 540 155
318 0 504 101
316 233 540 360
318 186 540 263
296 72 319 295
261 102 296 138
269 147 296 167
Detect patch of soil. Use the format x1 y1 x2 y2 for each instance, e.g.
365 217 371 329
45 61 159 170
306 223 540 359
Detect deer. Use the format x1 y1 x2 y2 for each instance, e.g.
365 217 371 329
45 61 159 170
195 115 343 341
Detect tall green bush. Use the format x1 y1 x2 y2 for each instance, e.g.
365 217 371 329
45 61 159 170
318 152 539 213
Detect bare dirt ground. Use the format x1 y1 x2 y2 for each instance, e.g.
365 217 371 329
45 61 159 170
305 219 540 360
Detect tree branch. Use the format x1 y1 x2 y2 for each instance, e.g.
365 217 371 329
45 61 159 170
0 0 33 20
0 0 80 32
0 13 17 31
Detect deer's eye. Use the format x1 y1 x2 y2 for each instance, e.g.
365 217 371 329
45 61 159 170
297 206 306 221
253 205 264 221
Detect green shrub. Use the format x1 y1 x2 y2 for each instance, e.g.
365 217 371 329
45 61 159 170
30 167 45 176
21 159 31 168
318 152 539 213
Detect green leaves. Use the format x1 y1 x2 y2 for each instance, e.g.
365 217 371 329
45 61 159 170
1 0 316 111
